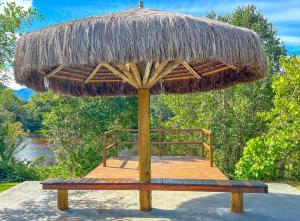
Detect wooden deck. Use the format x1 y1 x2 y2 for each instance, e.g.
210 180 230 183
86 156 228 180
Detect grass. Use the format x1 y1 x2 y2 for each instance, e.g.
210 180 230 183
0 182 19 193
294 185 300 190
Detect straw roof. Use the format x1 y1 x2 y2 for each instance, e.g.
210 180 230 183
13 8 267 96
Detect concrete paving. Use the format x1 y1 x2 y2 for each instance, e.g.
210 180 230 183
0 182 299 221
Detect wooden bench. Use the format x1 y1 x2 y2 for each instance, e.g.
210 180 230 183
41 178 268 213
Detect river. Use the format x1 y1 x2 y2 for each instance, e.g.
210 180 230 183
16 136 55 165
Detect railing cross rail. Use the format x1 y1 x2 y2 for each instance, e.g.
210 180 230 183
102 128 213 167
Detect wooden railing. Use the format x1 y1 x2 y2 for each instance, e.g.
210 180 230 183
102 128 213 167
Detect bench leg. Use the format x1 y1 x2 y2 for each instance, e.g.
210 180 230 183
57 190 68 210
230 192 243 213
140 190 152 211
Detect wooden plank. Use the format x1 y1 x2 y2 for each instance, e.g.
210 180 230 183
182 61 201 79
84 63 103 83
102 63 138 88
230 192 243 213
88 79 123 83
202 142 211 151
146 61 169 87
42 179 268 193
202 65 235 76
130 63 142 87
50 75 83 82
57 190 68 210
117 64 139 87
148 61 181 87
46 65 64 78
142 62 152 86
163 76 198 81
138 88 151 211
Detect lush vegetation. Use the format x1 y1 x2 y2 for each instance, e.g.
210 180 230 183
151 5 286 177
236 57 300 180
0 2 39 181
0 3 299 183
31 93 137 178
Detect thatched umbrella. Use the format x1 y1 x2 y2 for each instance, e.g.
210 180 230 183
13 2 266 211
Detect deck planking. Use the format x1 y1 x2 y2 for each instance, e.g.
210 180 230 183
85 156 228 180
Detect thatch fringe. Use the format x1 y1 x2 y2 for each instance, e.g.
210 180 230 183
13 8 267 96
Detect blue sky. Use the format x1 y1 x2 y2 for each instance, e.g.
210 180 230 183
2 0 300 89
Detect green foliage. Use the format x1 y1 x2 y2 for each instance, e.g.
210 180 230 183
236 57 300 180
0 2 40 80
0 86 39 181
28 92 137 177
0 87 27 163
152 5 286 177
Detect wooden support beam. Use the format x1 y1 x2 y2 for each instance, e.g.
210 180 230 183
202 64 237 77
46 65 64 78
163 76 197 81
138 88 152 211
130 63 142 87
142 62 152 86
146 61 168 87
182 61 201 79
154 61 160 69
57 190 68 210
102 63 138 88
230 192 243 213
201 130 205 158
89 79 123 83
149 61 181 87
84 63 103 83
209 132 213 167
51 75 83 82
117 64 139 86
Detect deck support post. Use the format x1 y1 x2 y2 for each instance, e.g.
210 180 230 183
138 88 152 211
230 192 243 213
57 190 68 210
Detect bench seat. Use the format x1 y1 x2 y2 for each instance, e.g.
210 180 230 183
41 178 268 213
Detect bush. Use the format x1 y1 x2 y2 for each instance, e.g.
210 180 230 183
235 57 300 181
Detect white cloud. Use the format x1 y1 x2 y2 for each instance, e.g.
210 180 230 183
0 67 25 90
280 35 300 44
0 0 33 12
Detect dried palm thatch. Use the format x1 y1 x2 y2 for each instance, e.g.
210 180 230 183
13 8 267 97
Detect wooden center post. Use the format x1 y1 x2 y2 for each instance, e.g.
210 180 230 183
138 88 152 211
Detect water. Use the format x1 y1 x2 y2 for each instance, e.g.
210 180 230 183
16 136 54 165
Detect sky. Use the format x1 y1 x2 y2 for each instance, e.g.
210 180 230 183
2 0 300 89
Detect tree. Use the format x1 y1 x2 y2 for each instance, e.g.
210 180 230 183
28 92 137 177
152 5 286 177
235 56 300 180
0 1 39 81
0 2 40 180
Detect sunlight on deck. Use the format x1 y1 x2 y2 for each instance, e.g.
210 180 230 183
86 156 228 180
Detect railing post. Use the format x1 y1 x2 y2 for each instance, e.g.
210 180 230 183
209 132 213 167
115 130 118 157
158 129 162 157
201 129 205 158
103 133 107 167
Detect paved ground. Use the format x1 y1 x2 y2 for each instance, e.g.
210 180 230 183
0 182 299 221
